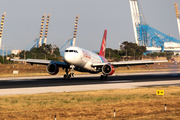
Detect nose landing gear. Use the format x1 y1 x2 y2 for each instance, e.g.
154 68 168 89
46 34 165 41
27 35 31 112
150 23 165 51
64 73 74 80
64 65 75 80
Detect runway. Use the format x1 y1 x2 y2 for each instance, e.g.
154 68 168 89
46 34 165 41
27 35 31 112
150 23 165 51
0 71 180 95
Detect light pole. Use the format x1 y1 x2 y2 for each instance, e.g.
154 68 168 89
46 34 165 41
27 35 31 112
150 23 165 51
6 46 7 60
24 51 26 60
132 48 136 60
2 44 4 62
24 50 26 64
125 49 127 61
140 49 143 60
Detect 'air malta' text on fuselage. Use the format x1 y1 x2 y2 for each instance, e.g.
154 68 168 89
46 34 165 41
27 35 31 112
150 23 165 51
82 50 91 59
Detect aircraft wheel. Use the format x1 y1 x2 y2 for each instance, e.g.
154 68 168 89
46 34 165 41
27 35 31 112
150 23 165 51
71 73 74 77
100 75 103 80
67 74 71 80
64 74 67 80
105 75 108 80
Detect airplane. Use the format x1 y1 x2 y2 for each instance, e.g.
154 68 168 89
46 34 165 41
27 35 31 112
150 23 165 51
10 29 167 80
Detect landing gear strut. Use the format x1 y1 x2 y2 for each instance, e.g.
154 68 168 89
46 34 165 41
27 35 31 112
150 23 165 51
100 75 108 80
64 65 75 80
64 73 74 80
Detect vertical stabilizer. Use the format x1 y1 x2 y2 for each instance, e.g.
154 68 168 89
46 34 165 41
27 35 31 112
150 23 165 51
99 29 107 57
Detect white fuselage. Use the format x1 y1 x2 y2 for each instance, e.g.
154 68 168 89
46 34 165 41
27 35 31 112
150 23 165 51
63 46 104 72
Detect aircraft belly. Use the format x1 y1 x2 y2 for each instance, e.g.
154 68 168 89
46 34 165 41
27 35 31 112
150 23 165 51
75 58 86 68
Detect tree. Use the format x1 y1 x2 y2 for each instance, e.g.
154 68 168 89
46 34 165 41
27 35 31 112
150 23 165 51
119 41 146 59
53 47 60 57
18 44 61 61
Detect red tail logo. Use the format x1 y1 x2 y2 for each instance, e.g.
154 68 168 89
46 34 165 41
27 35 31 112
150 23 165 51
99 29 107 57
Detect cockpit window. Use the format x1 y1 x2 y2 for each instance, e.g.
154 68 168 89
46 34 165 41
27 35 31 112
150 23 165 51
65 50 78 53
74 50 78 53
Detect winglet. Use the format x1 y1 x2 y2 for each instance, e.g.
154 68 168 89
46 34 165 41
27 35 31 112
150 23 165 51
99 29 107 57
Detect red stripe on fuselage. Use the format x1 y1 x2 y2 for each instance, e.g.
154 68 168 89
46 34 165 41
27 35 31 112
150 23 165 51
100 56 108 63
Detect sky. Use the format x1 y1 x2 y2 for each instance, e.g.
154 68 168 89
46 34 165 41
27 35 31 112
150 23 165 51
0 0 180 52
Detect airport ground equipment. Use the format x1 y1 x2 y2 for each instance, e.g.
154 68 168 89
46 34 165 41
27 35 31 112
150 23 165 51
129 0 180 52
175 2 180 39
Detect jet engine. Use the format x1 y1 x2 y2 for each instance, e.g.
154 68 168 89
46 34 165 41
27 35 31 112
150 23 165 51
102 64 115 75
46 63 59 75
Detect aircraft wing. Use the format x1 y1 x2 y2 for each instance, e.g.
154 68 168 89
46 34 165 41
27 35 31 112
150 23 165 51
10 58 69 68
92 60 168 67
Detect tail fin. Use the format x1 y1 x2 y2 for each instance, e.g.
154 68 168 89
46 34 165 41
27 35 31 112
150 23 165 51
99 29 107 57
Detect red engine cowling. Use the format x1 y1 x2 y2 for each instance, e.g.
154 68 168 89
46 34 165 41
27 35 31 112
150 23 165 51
46 63 59 75
102 64 115 75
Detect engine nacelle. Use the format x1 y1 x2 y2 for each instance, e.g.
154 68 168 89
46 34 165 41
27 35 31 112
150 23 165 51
46 63 59 75
102 64 115 75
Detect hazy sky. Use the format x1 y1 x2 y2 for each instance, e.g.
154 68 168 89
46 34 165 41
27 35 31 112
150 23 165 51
0 0 180 51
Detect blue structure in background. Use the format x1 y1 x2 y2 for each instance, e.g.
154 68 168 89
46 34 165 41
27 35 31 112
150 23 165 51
25 38 39 51
129 0 180 53
137 24 180 52
59 37 73 51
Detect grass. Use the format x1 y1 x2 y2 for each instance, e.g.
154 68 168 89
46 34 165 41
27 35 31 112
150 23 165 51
0 86 180 119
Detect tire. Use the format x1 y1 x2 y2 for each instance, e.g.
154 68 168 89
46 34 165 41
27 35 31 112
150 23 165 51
68 75 71 80
64 74 67 80
100 75 103 80
105 75 108 80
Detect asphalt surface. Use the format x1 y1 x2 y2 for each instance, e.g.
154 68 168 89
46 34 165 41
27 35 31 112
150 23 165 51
0 72 180 95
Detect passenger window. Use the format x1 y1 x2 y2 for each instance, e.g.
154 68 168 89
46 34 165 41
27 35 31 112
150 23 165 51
65 50 68 52
69 50 73 52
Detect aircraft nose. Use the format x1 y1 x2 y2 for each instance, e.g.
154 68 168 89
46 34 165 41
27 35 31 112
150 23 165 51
64 53 72 63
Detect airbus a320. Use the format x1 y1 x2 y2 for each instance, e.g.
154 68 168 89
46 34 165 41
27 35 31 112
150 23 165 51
10 30 167 80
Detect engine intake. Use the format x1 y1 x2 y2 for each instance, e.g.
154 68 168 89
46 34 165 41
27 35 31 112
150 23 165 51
46 63 59 75
102 64 115 75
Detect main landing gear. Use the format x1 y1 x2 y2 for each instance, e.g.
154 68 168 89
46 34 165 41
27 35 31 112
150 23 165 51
100 74 108 80
64 66 75 80
64 73 74 80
